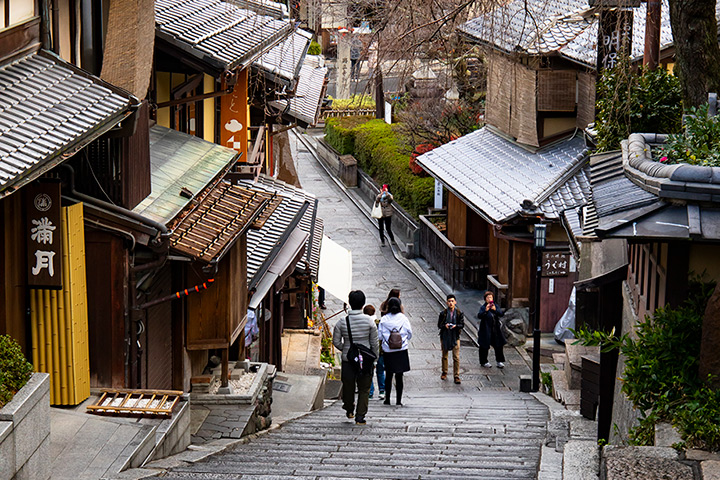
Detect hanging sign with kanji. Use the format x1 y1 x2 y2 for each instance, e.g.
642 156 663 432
26 181 63 289
542 252 570 277
596 9 634 72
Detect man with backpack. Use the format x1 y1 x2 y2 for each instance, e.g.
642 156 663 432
438 294 466 384
332 290 379 425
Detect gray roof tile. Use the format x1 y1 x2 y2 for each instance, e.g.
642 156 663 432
269 55 328 127
155 0 294 71
416 126 589 223
255 29 312 84
0 50 134 198
236 175 320 281
460 0 720 68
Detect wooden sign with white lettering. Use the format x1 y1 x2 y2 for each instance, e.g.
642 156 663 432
26 181 63 289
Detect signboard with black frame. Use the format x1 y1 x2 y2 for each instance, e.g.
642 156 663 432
26 180 63 289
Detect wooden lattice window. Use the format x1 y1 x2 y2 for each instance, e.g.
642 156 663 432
538 70 577 112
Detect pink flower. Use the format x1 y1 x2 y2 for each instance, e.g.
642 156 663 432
660 156 668 163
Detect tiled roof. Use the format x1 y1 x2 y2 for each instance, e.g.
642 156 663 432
169 181 273 263
581 151 657 237
459 0 720 68
269 56 328 127
134 126 239 225
254 29 312 84
0 50 135 198
235 174 320 281
228 0 289 18
415 126 589 223
155 0 294 72
539 165 592 221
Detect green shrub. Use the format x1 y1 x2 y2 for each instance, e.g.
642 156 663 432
353 119 434 217
595 59 683 152
324 115 373 154
307 40 321 56
0 335 34 409
573 278 720 450
655 103 720 167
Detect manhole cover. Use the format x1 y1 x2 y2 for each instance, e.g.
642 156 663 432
273 382 292 393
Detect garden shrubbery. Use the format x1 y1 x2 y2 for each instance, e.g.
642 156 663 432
574 279 720 450
0 334 34 409
324 117 434 217
595 59 682 152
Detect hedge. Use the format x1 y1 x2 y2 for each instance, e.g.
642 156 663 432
328 118 434 217
324 115 373 155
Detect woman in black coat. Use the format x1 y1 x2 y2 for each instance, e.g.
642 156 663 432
477 291 506 368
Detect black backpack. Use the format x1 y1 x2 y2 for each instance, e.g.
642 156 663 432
346 317 376 375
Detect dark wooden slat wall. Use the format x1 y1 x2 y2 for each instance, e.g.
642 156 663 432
122 101 152 210
85 230 126 388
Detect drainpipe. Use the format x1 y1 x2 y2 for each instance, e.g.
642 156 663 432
61 164 171 246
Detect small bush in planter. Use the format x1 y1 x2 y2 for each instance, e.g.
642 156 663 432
0 334 34 409
655 103 720 167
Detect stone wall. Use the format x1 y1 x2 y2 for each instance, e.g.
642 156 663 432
0 373 50 480
609 282 642 445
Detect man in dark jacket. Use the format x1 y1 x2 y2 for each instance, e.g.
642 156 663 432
438 294 465 384
332 290 379 425
477 291 506 368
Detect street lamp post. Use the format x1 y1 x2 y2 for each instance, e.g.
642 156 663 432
532 224 546 392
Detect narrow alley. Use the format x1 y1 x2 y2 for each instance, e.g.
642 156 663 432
152 130 552 479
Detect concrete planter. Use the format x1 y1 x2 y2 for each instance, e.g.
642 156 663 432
0 372 50 480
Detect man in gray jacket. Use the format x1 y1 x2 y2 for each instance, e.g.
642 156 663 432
332 290 379 425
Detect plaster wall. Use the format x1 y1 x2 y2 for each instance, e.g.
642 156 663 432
689 244 720 282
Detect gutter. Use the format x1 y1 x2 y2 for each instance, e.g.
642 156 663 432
61 164 170 246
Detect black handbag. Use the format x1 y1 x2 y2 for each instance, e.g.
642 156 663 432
346 317 376 375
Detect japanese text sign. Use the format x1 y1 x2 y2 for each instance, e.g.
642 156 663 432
542 252 570 277
596 9 633 72
26 181 63 289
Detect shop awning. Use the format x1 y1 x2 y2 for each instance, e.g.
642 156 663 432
249 227 309 309
317 235 352 304
0 50 137 199
169 181 276 263
133 125 240 225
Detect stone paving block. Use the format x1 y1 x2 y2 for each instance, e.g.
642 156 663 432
563 440 599 479
702 460 720 480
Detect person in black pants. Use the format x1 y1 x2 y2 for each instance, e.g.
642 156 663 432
477 291 506 368
374 184 396 247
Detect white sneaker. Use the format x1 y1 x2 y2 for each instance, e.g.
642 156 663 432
482 362 492 368
497 362 505 368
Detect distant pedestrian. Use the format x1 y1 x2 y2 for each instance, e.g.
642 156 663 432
378 298 412 405
380 288 404 316
364 304 385 400
332 290 379 425
478 291 506 368
350 35 362 80
438 294 465 384
374 184 396 247
245 288 259 361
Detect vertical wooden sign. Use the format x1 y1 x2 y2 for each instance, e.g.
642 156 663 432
220 68 249 160
26 181 63 289
596 9 634 72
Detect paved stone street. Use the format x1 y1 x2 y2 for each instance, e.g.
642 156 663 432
153 130 552 479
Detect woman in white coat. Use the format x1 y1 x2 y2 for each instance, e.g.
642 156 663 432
378 297 412 405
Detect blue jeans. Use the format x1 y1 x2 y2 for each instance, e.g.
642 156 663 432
370 355 386 396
